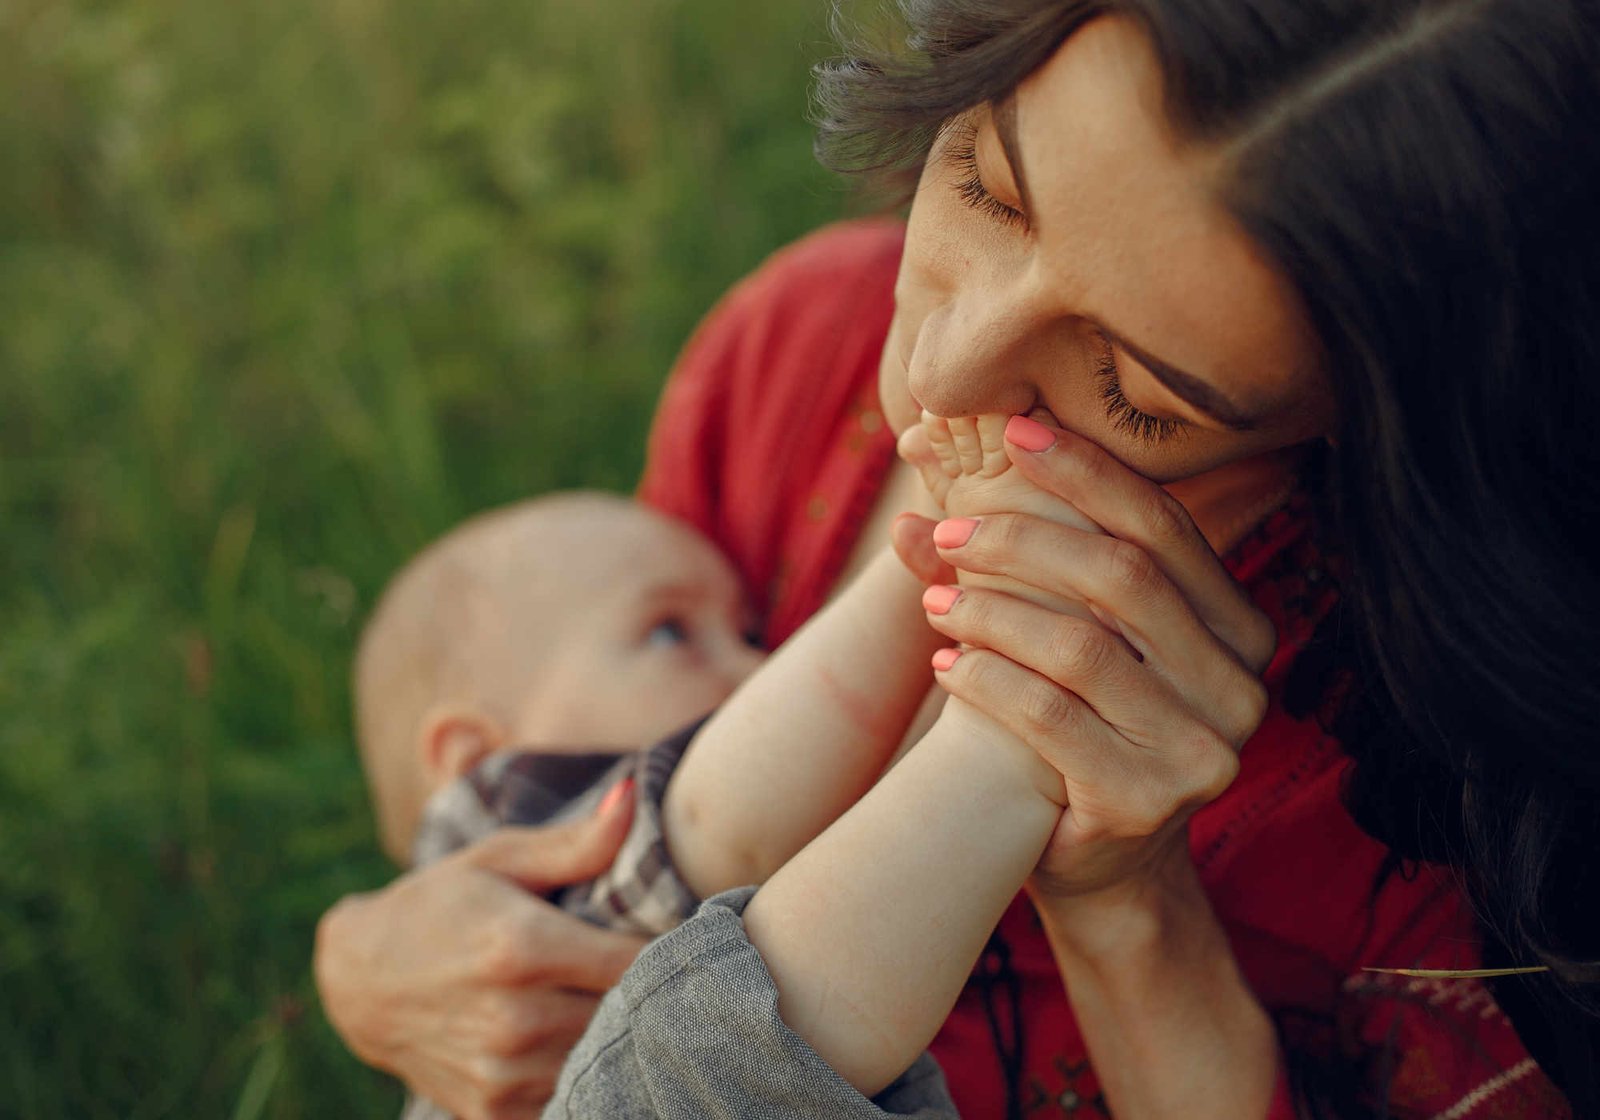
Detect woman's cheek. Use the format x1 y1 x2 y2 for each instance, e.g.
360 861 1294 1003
877 317 923 435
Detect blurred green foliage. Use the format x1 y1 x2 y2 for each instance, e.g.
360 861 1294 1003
0 0 850 1113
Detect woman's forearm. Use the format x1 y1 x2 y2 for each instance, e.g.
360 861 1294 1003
1031 852 1281 1119
664 547 945 897
741 705 1063 1096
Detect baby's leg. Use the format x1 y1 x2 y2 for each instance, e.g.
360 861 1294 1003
899 411 1099 619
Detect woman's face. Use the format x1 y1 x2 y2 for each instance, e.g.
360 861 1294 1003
880 16 1336 484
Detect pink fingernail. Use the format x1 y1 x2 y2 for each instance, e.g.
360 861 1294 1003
931 648 963 672
933 518 979 549
1005 414 1057 452
596 777 634 818
922 585 962 615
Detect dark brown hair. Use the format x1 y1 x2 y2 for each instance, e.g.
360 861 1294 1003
815 1 1600 1114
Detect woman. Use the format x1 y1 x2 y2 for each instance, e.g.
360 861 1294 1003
315 1 1600 1115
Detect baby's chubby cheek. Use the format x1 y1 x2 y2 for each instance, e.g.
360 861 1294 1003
636 679 743 742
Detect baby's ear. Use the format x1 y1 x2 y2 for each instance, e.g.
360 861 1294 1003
417 707 507 791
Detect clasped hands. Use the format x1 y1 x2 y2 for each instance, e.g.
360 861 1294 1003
890 411 1276 908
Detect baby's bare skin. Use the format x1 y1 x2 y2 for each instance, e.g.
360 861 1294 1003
742 411 1103 1094
898 410 1102 620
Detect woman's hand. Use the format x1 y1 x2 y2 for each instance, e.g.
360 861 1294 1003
916 415 1277 907
313 797 647 1120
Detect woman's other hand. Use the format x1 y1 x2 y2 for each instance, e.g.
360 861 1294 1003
313 799 647 1120
890 510 957 586
921 414 1276 907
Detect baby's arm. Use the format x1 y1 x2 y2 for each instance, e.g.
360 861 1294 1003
740 413 1095 1094
742 700 1062 1095
664 544 947 898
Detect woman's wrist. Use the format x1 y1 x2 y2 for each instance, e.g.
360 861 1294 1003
1030 844 1281 1119
1026 831 1200 963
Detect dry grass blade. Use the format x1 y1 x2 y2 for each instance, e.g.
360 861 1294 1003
1361 966 1550 978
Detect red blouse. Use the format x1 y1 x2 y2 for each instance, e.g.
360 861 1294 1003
638 220 1567 1119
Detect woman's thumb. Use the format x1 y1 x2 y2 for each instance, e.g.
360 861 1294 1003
459 777 635 893
892 512 956 585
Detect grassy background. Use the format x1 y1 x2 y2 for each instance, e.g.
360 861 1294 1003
0 0 853 1114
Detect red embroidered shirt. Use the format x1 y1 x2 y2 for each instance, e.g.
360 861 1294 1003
637 220 1567 1119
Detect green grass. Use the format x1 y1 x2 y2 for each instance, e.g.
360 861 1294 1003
0 0 850 1113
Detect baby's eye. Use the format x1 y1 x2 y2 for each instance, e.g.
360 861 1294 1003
646 618 691 648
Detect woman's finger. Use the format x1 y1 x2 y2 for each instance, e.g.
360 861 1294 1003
469 894 647 993
453 1043 577 1120
473 986 601 1060
455 779 635 894
1001 414 1277 672
934 652 1124 799
931 518 1269 745
934 650 1237 838
890 512 956 585
446 988 600 1120
438 800 648 991
924 584 1225 748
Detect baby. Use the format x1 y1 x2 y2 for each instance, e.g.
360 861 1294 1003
358 413 1097 1116
353 491 765 869
354 480 953 909
357 492 789 1120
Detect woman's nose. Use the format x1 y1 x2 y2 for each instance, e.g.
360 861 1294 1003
904 286 1046 419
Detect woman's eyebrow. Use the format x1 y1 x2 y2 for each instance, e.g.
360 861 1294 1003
994 94 1036 219
996 95 1269 432
1099 326 1267 431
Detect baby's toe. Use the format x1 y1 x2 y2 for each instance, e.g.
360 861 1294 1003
948 416 985 476
899 424 955 507
922 411 962 479
976 414 1011 478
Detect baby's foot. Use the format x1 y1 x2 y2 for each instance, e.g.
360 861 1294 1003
898 411 1099 620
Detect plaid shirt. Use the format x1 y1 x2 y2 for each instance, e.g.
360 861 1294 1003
401 720 707 1120
411 716 707 937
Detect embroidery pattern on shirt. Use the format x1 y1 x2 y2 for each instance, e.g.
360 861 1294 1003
1022 1057 1109 1117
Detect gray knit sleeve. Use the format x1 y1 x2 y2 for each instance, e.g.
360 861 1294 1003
545 886 957 1120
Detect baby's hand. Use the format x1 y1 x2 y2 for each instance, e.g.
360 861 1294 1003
898 411 1101 620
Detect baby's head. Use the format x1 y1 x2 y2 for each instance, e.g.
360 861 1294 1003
354 492 764 863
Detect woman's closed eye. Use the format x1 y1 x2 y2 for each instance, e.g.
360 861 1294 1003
942 120 1191 447
945 119 1028 231
1095 338 1187 445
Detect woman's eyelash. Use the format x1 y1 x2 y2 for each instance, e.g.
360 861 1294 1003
1095 343 1187 445
944 122 1028 231
942 123 1182 447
